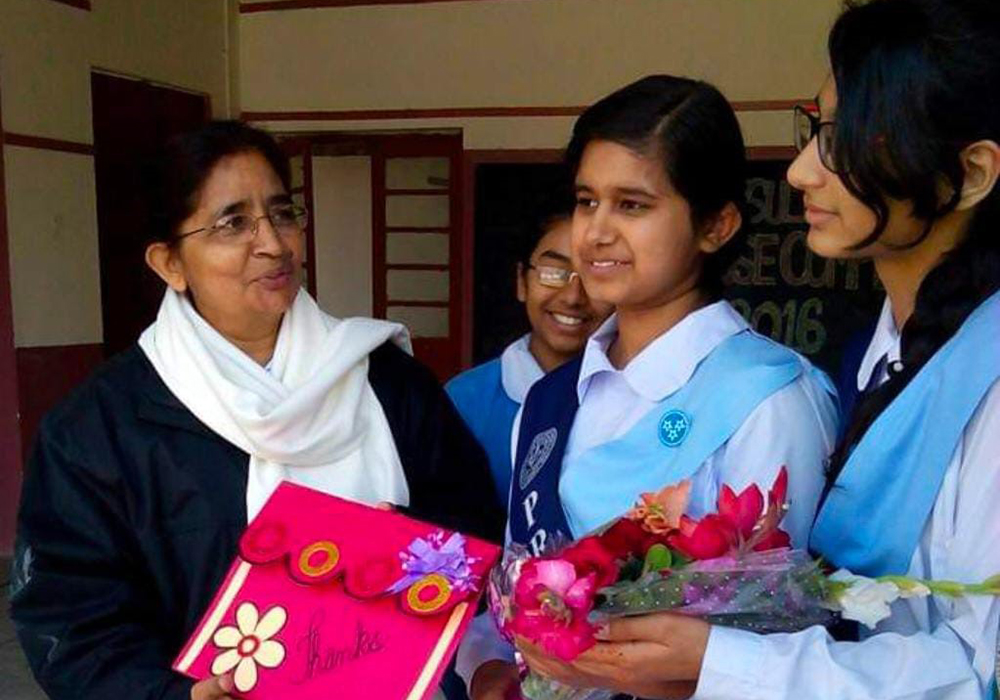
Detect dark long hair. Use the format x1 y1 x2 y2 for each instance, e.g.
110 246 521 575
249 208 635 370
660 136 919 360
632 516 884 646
144 120 291 246
564 75 747 297
826 0 1000 482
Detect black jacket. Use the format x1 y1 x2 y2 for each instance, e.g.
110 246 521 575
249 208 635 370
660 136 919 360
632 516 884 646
10 343 503 700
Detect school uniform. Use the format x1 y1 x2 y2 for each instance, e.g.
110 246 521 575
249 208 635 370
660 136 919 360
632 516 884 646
456 301 839 688
695 294 1000 700
446 334 545 507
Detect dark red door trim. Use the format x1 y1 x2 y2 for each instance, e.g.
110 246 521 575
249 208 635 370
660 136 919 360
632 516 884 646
0 74 24 555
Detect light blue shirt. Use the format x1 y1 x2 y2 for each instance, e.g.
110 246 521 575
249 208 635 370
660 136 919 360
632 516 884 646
695 298 1000 700
459 302 839 687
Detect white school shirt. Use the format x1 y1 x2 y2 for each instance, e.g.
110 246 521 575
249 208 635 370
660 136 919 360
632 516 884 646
456 301 839 689
694 298 1000 700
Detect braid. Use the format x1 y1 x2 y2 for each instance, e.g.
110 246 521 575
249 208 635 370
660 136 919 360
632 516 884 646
828 191 1000 484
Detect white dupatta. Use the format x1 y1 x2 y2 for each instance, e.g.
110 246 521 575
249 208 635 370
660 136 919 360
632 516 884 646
139 289 411 520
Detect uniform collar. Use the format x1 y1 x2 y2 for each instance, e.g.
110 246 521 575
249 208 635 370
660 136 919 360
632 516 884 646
856 298 902 392
577 301 749 403
500 334 545 404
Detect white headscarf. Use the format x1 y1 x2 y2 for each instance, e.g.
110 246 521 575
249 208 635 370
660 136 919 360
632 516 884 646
139 288 411 520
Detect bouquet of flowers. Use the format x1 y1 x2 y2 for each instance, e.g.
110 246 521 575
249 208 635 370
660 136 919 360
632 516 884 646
488 468 1000 700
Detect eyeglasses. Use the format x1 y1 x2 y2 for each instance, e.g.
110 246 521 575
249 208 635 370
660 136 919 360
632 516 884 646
794 105 842 174
526 263 580 288
177 204 309 244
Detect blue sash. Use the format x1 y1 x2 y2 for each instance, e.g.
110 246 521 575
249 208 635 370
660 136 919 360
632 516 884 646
510 331 815 552
509 356 582 555
811 291 1000 577
445 358 520 506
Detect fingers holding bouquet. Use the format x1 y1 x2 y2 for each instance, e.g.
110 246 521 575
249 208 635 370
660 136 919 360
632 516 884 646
490 466 1000 700
516 615 705 699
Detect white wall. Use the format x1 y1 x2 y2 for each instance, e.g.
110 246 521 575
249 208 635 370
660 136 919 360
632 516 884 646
312 155 374 317
240 0 841 148
0 0 235 348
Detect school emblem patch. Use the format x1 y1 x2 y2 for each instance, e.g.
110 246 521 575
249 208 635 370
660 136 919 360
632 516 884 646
658 410 691 448
519 427 558 489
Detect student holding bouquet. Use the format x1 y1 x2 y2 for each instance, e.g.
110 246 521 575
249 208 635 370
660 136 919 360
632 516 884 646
513 2 1000 699
460 75 839 699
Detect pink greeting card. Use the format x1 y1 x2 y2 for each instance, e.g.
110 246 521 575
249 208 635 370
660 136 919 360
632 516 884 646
173 482 501 699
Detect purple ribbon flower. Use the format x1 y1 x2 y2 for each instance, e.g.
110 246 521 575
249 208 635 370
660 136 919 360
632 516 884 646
388 530 481 594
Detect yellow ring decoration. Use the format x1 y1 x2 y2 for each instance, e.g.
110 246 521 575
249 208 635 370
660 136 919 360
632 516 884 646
297 540 340 578
407 574 452 613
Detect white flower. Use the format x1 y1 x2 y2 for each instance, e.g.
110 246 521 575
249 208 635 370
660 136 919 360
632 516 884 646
829 569 901 630
211 602 288 692
896 580 931 599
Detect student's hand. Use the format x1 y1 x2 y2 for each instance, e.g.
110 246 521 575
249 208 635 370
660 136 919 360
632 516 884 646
190 674 235 700
470 659 520 700
516 613 708 700
376 501 396 511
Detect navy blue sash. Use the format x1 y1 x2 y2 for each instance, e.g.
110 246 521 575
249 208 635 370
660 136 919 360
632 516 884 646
509 356 582 555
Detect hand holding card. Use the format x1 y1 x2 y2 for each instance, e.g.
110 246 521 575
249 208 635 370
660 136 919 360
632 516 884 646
174 483 500 699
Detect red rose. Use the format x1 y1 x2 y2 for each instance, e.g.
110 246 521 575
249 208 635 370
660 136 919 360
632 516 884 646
667 514 739 560
598 519 655 560
560 536 619 589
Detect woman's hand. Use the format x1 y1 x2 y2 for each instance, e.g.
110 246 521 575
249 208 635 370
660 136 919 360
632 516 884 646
470 659 521 700
516 613 710 700
191 674 235 700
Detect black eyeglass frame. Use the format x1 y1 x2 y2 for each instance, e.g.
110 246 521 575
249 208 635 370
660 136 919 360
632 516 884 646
794 105 844 175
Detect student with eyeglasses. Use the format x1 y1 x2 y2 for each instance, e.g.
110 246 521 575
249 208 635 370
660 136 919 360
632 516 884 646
458 75 839 700
498 3 1000 699
446 188 612 510
10 121 504 700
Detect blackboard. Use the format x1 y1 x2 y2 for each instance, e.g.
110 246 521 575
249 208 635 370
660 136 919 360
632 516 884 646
472 160 884 378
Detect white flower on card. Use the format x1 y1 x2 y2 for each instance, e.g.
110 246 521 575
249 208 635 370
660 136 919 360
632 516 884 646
211 602 287 692
829 569 901 630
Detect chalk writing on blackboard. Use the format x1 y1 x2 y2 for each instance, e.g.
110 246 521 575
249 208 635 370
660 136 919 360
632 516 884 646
724 167 882 374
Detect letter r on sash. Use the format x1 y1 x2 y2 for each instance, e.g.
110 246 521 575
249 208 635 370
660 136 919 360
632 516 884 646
523 490 539 528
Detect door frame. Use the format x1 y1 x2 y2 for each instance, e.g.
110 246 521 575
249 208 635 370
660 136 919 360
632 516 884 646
0 68 25 555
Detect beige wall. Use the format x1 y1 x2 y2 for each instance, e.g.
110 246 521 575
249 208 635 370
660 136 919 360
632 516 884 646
240 0 840 147
312 155 374 317
0 0 235 348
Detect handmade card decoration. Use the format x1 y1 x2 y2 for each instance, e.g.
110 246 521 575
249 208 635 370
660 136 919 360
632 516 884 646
173 482 501 699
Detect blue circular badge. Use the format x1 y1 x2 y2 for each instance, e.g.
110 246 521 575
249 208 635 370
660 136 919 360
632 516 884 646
658 410 692 447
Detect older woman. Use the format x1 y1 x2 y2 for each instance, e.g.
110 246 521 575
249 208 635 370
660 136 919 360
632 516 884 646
10 121 503 700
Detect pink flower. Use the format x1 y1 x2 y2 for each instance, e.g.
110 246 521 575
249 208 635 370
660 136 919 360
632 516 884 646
510 559 599 660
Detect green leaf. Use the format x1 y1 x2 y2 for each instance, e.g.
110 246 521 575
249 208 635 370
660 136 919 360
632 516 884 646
642 544 673 574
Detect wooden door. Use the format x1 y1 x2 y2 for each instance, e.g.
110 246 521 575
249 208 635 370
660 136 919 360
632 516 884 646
279 137 317 296
372 135 463 380
91 72 209 357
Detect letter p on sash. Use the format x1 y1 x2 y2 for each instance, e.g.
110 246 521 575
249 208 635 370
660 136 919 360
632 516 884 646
523 490 539 528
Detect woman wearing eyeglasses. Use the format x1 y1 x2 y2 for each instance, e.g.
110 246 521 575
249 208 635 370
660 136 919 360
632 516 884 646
10 121 504 700
446 188 612 509
504 3 1000 699
461 75 839 700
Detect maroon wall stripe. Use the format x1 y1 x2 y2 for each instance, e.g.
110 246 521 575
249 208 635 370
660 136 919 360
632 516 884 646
3 132 95 155
243 100 803 123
